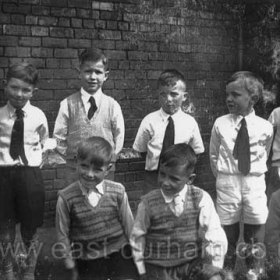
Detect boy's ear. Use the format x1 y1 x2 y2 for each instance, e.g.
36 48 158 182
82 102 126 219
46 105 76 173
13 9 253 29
104 70 109 81
187 173 196 185
251 94 259 105
183 91 189 102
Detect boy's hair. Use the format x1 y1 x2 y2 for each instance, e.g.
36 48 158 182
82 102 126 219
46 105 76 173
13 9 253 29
78 48 108 70
77 136 113 168
158 69 186 90
227 71 264 99
6 62 39 86
160 143 197 174
194 264 226 280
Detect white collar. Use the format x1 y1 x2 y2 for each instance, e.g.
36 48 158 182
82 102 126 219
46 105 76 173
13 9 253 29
161 184 188 204
79 180 104 196
81 87 102 107
7 101 30 118
160 107 182 121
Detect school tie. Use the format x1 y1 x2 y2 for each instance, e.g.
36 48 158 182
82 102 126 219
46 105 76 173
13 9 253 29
88 96 97 120
173 194 184 216
233 118 250 175
158 116 175 167
10 108 28 165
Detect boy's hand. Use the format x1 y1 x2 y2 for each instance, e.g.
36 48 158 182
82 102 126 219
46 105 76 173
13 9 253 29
139 273 148 280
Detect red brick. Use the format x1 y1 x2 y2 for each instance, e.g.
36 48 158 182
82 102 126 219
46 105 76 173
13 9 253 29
0 35 18 46
71 18 82 28
32 47 53 58
68 0 91 8
41 0 67 7
51 8 76 17
26 15 38 25
3 25 31 36
99 30 121 40
38 16 58 26
32 5 50 16
68 39 91 48
42 38 67 48
3 3 31 14
31 26 49 36
50 27 73 38
11 14 25 25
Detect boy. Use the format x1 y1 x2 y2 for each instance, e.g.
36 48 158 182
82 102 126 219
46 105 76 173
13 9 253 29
55 136 138 280
209 71 273 279
130 143 227 280
53 48 125 184
133 69 204 194
0 62 49 280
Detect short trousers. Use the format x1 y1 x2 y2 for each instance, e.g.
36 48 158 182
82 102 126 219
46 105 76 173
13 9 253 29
216 172 268 225
0 166 45 230
76 244 138 280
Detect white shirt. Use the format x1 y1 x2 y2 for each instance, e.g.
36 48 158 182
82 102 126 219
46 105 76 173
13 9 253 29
133 108 205 170
0 101 49 166
130 185 228 274
209 110 273 177
268 107 280 164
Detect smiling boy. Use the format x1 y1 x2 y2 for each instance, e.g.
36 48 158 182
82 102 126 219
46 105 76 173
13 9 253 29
209 71 273 279
56 136 138 280
133 69 204 194
0 62 49 280
130 143 227 280
53 48 125 184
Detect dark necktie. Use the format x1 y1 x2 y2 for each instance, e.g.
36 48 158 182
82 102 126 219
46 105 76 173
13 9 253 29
10 108 28 165
158 116 175 167
233 118 250 175
88 96 97 120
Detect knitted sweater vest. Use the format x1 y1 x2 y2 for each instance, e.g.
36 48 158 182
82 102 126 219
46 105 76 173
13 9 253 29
143 185 203 267
59 180 127 257
66 92 116 159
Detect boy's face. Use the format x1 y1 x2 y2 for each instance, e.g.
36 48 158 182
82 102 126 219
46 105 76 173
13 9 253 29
79 59 108 94
226 79 257 116
5 78 34 109
77 156 110 190
158 163 194 197
159 80 187 115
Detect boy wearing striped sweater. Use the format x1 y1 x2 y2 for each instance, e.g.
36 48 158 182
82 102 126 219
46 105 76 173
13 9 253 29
130 143 227 280
55 136 138 280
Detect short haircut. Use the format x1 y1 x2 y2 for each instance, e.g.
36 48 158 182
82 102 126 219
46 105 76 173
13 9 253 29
77 136 113 168
158 69 186 90
78 48 108 70
226 71 264 99
6 62 39 86
160 143 197 174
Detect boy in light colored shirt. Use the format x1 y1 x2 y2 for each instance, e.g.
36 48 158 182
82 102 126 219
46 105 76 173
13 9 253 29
209 71 273 280
133 69 204 194
0 62 49 280
130 143 227 280
53 48 125 184
55 136 138 280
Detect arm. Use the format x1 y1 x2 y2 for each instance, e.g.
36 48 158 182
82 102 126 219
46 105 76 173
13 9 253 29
209 122 220 178
190 121 205 155
55 196 75 269
199 191 228 268
130 200 150 276
265 191 280 258
112 101 125 156
132 118 150 154
38 112 50 167
53 100 69 156
119 191 134 238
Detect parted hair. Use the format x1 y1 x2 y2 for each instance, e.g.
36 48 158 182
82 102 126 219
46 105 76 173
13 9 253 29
77 136 113 167
160 143 197 174
6 62 39 86
227 71 264 99
158 69 186 90
78 48 108 70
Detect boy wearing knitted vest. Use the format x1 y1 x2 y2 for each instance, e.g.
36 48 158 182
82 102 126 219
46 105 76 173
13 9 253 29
130 143 227 280
209 71 273 280
55 136 138 280
53 48 124 184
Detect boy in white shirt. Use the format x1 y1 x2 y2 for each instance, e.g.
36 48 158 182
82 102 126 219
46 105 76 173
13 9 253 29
209 71 273 279
133 69 204 194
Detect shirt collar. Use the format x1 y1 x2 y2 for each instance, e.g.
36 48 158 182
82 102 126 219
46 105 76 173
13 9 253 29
79 180 104 196
81 88 102 108
7 101 30 118
161 184 188 204
160 107 182 121
231 109 256 125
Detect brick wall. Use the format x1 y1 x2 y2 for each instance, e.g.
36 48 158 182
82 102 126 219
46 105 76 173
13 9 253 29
0 0 240 225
